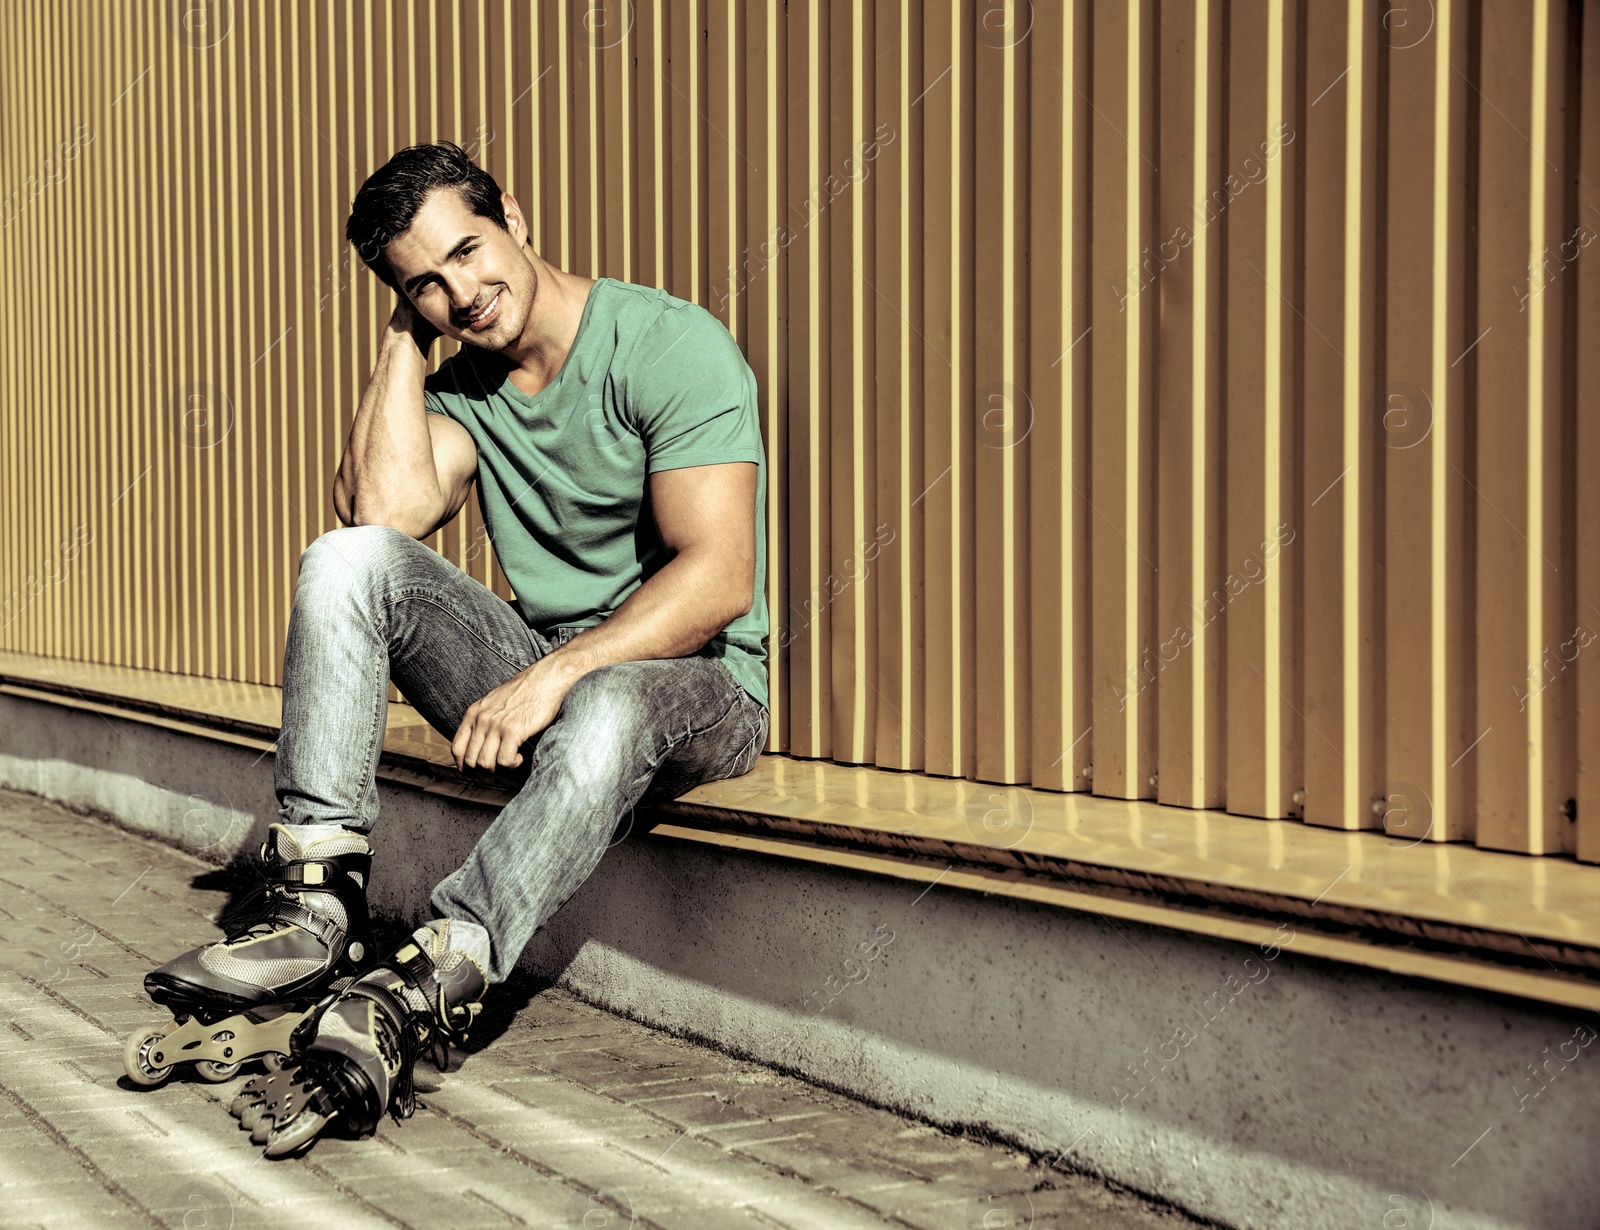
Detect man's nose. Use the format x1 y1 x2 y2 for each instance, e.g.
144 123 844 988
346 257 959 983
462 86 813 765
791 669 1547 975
441 272 477 314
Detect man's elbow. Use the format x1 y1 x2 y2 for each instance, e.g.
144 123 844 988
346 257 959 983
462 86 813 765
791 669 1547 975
346 496 435 540
332 475 355 528
722 588 753 625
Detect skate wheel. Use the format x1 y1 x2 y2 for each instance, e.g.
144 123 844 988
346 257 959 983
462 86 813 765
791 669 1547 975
195 1059 243 1082
260 1052 287 1073
122 1026 174 1087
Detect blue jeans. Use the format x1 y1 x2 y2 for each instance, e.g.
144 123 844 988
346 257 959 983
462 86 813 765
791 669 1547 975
273 525 769 982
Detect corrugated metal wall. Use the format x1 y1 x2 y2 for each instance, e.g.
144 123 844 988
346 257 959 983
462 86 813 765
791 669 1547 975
2 0 1597 857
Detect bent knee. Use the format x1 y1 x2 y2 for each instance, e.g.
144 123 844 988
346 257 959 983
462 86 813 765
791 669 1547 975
557 668 654 753
298 524 420 581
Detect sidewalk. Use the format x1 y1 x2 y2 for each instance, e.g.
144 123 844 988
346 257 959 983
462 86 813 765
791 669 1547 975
0 785 1203 1229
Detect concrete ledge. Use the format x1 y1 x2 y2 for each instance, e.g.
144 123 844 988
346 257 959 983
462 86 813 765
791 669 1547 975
8 649 1600 1019
4 686 1600 1230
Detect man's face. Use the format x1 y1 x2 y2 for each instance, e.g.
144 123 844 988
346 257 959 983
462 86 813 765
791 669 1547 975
383 185 534 349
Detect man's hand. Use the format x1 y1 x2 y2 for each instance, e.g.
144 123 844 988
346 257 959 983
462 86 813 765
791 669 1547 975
451 656 583 778
390 294 440 355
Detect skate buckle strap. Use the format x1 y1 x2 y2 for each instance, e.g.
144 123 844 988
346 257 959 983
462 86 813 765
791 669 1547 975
389 943 484 1060
267 899 347 951
269 849 373 890
275 858 340 889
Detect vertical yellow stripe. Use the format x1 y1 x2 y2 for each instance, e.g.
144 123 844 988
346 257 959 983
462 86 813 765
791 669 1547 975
652 0 664 285
1001 14 1016 776
950 0 964 765
287 0 307 640
1527 0 1549 850
621 5 634 283
37 0 51 655
162 3 178 671
1061 2 1078 783
268 1 285 681
588 0 600 275
1190 0 1211 803
206 3 220 672
51 0 66 657
103 1 118 666
852 0 867 760
1430 0 1452 835
723 0 737 326
1 2 16 652
42 0 54 654
88 0 101 665
227 2 244 680
249 2 266 678
71 0 83 662
137 8 154 670
808 0 822 744
176 6 192 672
1264 0 1285 810
1123 0 1142 782
531 6 545 250
901 0 913 761
455 0 470 570
14 0 28 649
305 0 324 567
689 0 701 301
768 3 782 746
86 0 101 664
557 0 570 270
1 3 10 651
64 0 79 661
500 0 514 226
1342 0 1363 821
39 0 52 649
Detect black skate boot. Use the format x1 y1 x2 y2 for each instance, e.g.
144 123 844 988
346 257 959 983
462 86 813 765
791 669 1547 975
122 822 373 1087
229 921 486 1157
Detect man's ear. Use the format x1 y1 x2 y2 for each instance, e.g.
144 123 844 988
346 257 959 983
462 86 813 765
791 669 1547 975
501 191 527 244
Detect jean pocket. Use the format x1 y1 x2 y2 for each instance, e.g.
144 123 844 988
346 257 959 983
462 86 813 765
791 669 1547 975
726 702 768 778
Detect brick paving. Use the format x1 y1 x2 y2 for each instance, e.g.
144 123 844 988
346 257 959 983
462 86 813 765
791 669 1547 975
0 785 1204 1229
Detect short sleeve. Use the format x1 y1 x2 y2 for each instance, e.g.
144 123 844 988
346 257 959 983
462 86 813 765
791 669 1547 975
423 362 457 418
625 307 764 474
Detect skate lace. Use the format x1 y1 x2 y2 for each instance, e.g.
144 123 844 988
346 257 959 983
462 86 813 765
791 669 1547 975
217 875 300 945
367 983 454 1122
388 1012 421 1121
386 968 483 1120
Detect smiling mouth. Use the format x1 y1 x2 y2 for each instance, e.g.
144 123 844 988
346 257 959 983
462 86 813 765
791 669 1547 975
462 290 501 329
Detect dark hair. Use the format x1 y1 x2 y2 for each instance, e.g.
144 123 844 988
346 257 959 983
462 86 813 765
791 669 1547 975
344 141 508 292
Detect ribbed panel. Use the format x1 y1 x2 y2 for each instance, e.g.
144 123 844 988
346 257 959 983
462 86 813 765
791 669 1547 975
2 1 1596 856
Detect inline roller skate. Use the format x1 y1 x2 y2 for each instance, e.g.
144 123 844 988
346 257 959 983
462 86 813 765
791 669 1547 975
122 822 374 1087
229 919 487 1157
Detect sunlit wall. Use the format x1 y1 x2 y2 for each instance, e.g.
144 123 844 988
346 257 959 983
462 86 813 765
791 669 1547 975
2 0 1597 857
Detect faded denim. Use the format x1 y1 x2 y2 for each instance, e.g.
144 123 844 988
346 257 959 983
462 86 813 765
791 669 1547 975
274 525 768 982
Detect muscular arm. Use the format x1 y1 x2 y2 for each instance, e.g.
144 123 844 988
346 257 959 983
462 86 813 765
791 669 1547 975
447 460 757 775
539 461 758 685
333 302 475 538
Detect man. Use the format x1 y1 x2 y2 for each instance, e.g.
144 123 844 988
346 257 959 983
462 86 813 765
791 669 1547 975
128 141 770 1156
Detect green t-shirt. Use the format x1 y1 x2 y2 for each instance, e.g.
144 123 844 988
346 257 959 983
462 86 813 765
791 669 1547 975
422 276 770 709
